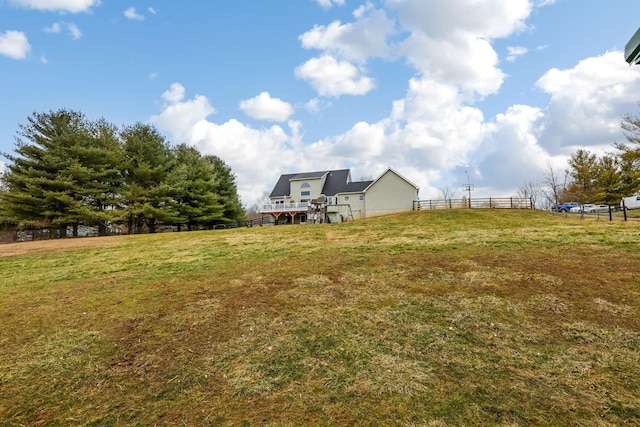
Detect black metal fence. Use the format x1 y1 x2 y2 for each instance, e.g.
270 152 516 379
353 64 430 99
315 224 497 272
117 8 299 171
414 197 533 210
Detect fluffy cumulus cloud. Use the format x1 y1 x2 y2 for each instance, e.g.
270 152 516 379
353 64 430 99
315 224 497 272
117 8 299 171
9 0 99 13
295 55 375 97
161 83 186 103
150 1 640 206
535 51 640 154
239 92 294 122
389 0 531 101
151 87 309 205
0 30 30 59
299 4 395 62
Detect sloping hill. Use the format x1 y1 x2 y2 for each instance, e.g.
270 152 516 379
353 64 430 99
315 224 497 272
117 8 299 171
1 210 639 425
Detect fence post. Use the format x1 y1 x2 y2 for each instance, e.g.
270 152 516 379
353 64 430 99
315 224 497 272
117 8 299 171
622 200 628 221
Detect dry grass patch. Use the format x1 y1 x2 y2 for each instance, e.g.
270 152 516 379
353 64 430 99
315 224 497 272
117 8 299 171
1 210 639 425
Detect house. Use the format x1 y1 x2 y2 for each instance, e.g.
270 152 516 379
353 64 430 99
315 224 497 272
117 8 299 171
260 167 419 224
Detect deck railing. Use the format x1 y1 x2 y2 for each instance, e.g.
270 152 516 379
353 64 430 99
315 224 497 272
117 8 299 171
259 202 311 213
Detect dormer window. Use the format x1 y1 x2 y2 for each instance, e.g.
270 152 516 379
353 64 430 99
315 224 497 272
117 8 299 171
301 182 310 188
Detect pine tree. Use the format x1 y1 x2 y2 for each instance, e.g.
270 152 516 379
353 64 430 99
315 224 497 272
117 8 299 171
167 145 224 230
615 112 640 195
204 155 246 224
120 123 178 233
1 110 122 235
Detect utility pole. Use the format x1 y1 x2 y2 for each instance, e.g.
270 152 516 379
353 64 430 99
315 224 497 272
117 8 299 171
464 170 474 208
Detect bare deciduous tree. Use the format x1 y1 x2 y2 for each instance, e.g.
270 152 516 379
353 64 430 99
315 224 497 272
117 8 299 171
517 180 543 209
439 186 458 201
542 159 570 209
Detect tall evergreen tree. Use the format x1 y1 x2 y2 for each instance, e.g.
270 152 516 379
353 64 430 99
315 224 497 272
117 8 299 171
204 155 245 224
615 112 640 195
120 123 178 233
0 110 122 235
168 145 224 230
593 155 623 205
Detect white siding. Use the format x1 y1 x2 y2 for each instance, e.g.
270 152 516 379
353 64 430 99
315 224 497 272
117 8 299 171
290 177 324 202
364 170 418 217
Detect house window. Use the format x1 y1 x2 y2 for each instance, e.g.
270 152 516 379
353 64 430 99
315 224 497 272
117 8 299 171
359 195 365 201
275 200 284 206
328 197 333 205
301 182 310 188
344 196 350 202
301 191 310 196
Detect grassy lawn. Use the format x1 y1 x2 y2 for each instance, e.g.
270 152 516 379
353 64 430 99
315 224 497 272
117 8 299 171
1 209 639 426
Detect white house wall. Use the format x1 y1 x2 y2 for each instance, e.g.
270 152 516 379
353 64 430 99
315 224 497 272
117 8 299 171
334 194 365 220
290 177 324 203
364 170 418 218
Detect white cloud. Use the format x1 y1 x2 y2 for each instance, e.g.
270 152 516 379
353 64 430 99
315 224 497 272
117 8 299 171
535 51 640 154
151 3 640 207
388 0 531 101
239 92 294 122
161 83 186 103
0 30 30 60
295 55 375 97
299 6 395 62
148 7 156 15
475 104 547 190
389 0 531 40
124 7 144 21
303 98 332 114
314 0 345 9
44 22 62 34
151 86 309 206
9 0 100 13
67 23 81 39
506 46 527 62
44 22 82 39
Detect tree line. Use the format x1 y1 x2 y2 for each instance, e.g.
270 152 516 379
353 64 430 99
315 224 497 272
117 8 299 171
519 110 640 209
0 109 245 236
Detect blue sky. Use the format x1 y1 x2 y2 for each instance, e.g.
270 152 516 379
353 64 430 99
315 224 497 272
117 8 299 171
2 0 640 206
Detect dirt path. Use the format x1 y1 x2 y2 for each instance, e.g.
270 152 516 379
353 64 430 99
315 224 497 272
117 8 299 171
0 236 124 258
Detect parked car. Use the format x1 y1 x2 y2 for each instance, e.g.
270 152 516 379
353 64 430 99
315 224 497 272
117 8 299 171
553 202 579 212
569 204 597 213
586 204 611 213
569 204 611 213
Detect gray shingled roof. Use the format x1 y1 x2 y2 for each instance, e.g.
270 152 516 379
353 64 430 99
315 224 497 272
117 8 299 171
269 169 372 198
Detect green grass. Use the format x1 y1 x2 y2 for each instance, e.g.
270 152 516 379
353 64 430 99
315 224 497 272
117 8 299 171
1 209 639 426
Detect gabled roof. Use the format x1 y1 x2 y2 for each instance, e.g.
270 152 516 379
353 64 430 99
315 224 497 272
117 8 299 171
269 170 329 198
322 169 362 195
367 167 419 191
269 169 371 198
269 167 417 199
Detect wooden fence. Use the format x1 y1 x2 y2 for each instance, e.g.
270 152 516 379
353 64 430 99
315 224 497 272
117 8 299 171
414 197 533 210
